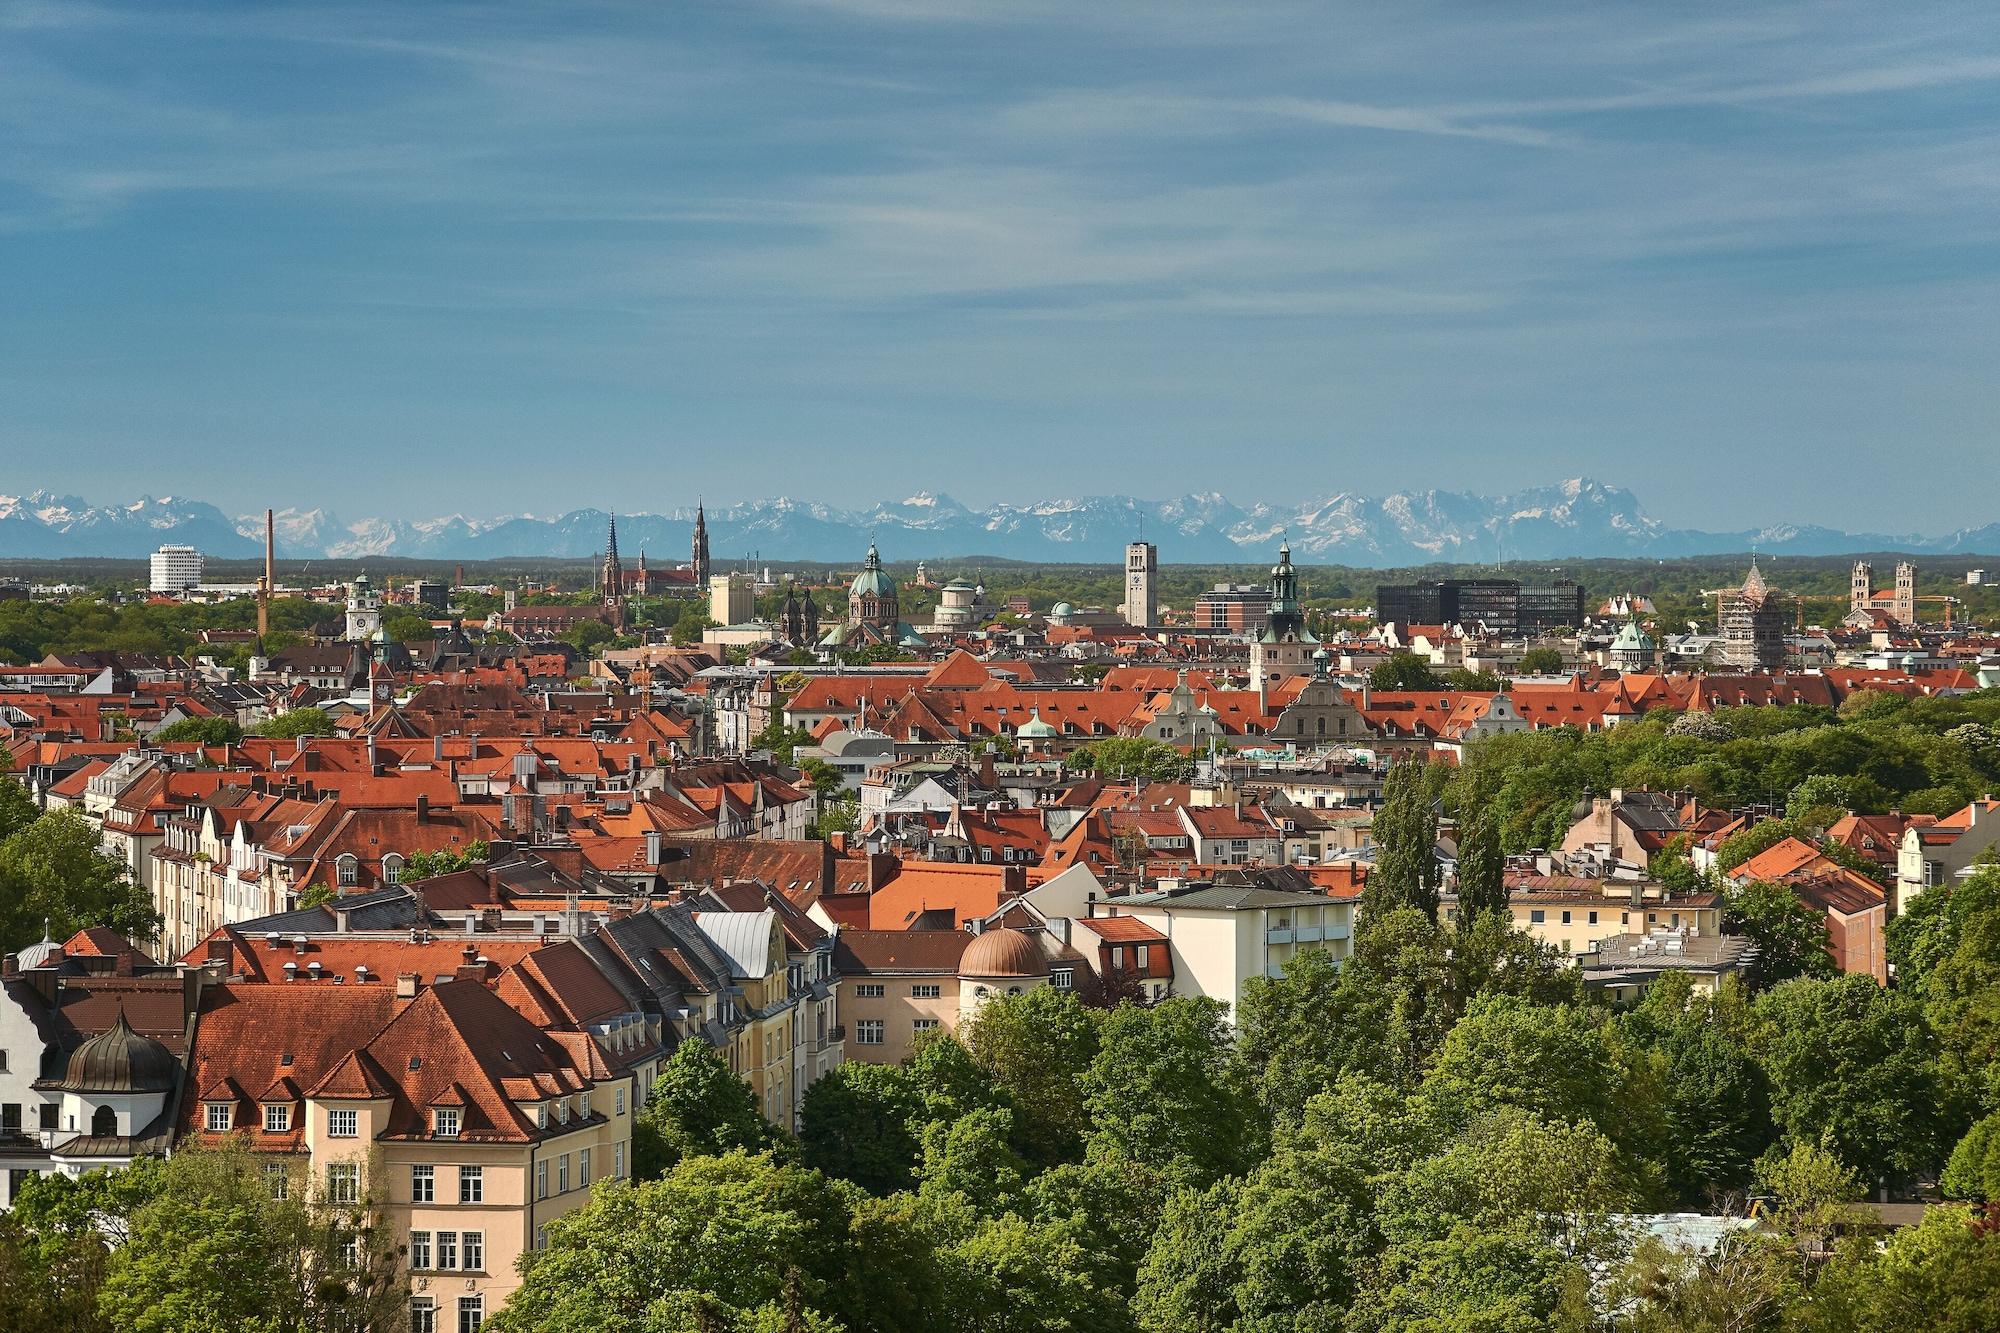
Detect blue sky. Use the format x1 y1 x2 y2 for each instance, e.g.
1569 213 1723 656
3 1 1997 531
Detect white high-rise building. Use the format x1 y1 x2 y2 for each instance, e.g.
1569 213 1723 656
1123 541 1157 628
149 544 204 593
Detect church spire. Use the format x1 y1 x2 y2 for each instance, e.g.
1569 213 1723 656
601 510 624 606
691 502 711 588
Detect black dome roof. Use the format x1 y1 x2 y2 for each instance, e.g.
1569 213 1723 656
62 1011 178 1094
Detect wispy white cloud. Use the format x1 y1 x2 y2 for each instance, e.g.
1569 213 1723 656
3 0 1999 529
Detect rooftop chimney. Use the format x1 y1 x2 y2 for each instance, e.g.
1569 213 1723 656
395 972 419 999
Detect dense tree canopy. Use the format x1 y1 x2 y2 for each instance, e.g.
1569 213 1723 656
635 1040 785 1179
249 707 336 739
1725 879 1839 989
1367 652 1443 692
1 1147 403 1333
1456 691 2000 853
0 790 156 954
148 715 244 745
1066 738 1195 783
1364 761 1440 924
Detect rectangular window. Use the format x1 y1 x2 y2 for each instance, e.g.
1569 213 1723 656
411 1299 436 1333
912 1018 939 1033
536 1159 548 1199
458 1166 482 1204
615 1088 626 1116
433 1108 461 1140
409 1230 432 1270
461 1232 483 1272
327 1109 358 1138
327 1163 360 1206
1587 911 1598 925
613 1142 626 1179
205 1103 232 1132
557 1155 570 1193
579 1148 591 1186
1136 945 1149 968
1560 910 1571 924
411 1165 434 1204
457 1296 483 1333
265 1163 289 1200
910 983 941 999
855 1020 884 1045
1051 968 1074 990
854 983 885 998
1529 909 1545 924
263 1104 290 1133
435 1231 457 1271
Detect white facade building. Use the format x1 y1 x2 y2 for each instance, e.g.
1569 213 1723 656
149 545 204 593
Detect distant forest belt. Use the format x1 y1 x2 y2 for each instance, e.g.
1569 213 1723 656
6 551 1996 606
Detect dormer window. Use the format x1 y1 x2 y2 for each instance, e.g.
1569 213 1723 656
433 1107 461 1139
382 854 404 885
556 1098 570 1126
263 1104 291 1133
536 1104 548 1130
336 854 359 888
205 1102 233 1133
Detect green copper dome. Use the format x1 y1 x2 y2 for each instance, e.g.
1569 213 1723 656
849 543 895 599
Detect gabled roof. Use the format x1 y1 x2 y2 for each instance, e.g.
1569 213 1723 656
832 928 972 975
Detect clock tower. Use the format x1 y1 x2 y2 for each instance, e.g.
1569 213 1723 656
1123 541 1157 629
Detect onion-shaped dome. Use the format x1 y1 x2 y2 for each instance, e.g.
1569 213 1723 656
1016 707 1059 739
62 1011 178 1094
16 925 61 970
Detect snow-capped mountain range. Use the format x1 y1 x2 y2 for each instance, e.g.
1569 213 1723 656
0 481 1993 567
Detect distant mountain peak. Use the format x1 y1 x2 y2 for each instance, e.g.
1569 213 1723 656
0 484 1981 566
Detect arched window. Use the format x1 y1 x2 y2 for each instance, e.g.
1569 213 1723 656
92 1105 117 1137
382 854 404 886
336 854 359 888
1316 717 1326 736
